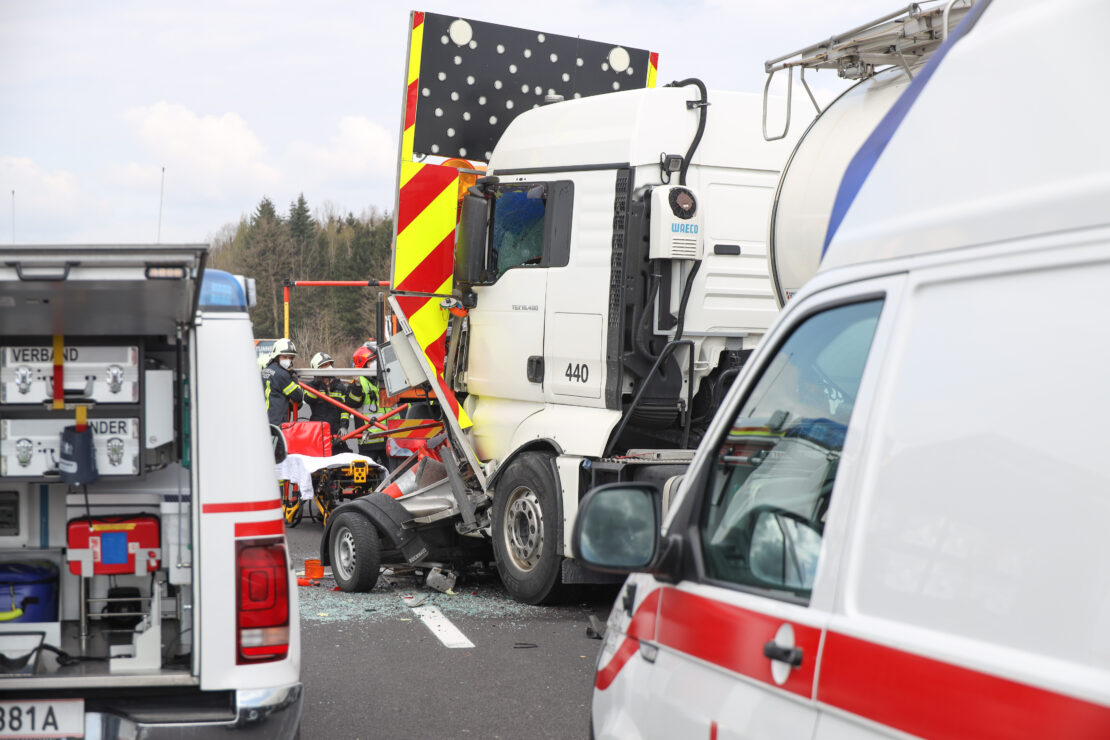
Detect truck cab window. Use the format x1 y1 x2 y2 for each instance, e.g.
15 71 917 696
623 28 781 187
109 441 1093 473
491 187 546 276
698 300 882 601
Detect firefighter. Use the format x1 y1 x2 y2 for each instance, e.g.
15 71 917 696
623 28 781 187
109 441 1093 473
305 352 350 455
261 338 304 426
347 344 388 468
358 339 378 379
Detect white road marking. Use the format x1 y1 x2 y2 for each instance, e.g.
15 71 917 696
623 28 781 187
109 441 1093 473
412 605 475 648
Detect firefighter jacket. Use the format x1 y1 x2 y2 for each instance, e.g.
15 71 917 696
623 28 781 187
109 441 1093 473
347 376 385 449
261 360 305 426
305 376 349 436
346 376 380 414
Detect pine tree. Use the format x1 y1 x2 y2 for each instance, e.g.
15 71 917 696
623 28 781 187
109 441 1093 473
211 196 396 350
253 197 279 226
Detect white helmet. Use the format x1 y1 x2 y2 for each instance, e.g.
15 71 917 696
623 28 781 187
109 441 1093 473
310 352 333 369
272 338 297 358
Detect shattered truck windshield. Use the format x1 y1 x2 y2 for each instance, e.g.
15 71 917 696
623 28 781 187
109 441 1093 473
491 186 546 276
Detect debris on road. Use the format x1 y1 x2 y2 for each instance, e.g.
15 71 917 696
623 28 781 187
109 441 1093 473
402 593 429 608
425 566 458 594
585 615 607 640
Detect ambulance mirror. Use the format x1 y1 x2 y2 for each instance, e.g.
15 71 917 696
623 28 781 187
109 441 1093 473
747 506 821 592
572 482 660 572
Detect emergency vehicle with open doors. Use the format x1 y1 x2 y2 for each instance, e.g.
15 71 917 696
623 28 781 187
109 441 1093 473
572 0 1110 736
0 246 301 738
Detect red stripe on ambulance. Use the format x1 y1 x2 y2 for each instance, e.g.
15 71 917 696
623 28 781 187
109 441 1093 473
818 631 1110 739
595 588 660 690
234 520 284 538
656 589 819 699
598 587 1110 737
203 500 281 514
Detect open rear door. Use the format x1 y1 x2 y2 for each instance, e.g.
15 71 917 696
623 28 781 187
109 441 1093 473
0 244 206 335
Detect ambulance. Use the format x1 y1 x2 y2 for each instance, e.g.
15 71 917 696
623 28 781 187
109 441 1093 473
0 248 301 738
572 0 1110 736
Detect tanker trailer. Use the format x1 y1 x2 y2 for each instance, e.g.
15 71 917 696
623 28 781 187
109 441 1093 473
764 0 976 304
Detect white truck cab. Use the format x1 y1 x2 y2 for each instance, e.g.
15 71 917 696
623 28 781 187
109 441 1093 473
572 0 1110 736
0 247 301 739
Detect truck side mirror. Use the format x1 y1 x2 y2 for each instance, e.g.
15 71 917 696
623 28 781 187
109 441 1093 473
455 190 490 286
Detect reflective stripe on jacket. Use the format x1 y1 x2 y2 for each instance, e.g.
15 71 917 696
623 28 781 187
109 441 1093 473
261 361 305 426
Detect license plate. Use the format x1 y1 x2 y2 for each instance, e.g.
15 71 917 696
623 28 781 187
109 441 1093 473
0 699 83 739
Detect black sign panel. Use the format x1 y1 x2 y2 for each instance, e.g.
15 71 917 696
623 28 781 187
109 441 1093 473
414 13 655 162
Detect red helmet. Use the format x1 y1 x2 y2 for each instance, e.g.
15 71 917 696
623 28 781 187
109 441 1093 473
353 345 374 368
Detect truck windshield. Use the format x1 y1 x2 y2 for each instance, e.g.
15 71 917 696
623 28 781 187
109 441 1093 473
491 187 545 276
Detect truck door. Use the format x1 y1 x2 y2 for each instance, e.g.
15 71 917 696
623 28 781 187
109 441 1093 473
466 182 572 405
625 279 896 738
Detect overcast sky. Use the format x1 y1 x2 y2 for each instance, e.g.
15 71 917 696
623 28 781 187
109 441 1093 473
2 0 906 245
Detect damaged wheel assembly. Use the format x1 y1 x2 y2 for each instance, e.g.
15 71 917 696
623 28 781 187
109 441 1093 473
329 512 382 592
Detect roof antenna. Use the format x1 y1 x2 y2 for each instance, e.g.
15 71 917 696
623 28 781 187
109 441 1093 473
157 166 166 243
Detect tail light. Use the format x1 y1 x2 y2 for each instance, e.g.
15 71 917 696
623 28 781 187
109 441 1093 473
236 538 290 664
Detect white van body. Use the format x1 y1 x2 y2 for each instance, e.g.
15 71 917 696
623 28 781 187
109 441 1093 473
0 249 301 739
580 0 1110 736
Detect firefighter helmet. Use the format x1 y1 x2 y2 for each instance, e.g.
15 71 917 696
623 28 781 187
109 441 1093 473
353 345 374 368
310 352 333 369
272 338 297 357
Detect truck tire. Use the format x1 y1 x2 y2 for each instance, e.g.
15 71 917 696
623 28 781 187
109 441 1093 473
492 452 564 604
329 512 381 592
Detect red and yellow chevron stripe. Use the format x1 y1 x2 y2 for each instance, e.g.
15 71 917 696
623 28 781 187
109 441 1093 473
394 162 457 295
647 52 659 88
390 11 472 429
401 11 424 162
394 293 471 428
382 418 443 439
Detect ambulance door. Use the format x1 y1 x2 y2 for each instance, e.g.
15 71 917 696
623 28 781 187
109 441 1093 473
635 278 896 739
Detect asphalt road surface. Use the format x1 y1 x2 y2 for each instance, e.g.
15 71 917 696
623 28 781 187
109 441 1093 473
284 515 621 740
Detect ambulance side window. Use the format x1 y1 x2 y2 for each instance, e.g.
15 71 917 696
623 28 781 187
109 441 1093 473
698 300 882 603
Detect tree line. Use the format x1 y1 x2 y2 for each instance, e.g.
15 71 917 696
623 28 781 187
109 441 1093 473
208 194 393 367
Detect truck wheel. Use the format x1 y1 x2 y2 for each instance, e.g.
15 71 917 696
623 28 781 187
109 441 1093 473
329 512 381 592
492 452 564 604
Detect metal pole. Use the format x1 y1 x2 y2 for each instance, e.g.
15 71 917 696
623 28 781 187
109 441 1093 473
10 190 14 243
376 291 385 345
157 167 165 243
290 280 390 287
283 284 290 338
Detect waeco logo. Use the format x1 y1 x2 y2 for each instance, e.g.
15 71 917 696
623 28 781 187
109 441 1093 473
671 223 698 234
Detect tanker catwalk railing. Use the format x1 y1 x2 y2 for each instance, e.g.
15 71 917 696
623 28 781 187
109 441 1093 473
761 0 975 140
